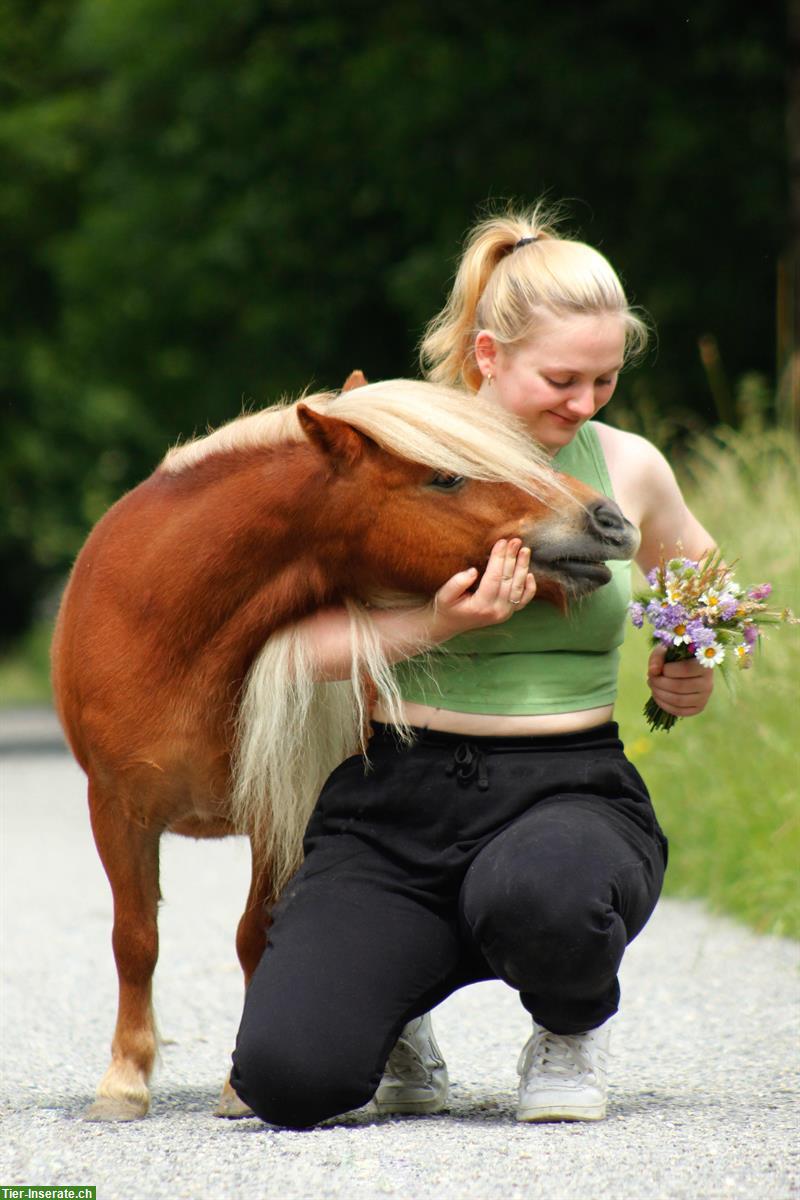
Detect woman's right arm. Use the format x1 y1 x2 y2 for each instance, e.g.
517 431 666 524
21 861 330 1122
297 538 534 681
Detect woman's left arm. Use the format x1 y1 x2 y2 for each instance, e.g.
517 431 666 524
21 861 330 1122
625 434 718 720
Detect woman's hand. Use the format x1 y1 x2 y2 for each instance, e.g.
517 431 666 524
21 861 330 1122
298 539 534 681
431 538 535 640
646 644 714 718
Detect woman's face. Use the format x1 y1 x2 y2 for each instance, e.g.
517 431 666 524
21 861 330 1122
475 312 627 452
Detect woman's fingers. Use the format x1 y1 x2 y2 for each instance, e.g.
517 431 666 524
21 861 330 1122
476 538 525 599
502 538 521 587
475 538 513 597
508 544 532 605
647 643 668 677
520 569 537 605
647 649 715 717
434 538 536 630
434 567 479 609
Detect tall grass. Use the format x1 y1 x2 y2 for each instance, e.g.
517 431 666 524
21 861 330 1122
2 424 798 936
616 424 800 938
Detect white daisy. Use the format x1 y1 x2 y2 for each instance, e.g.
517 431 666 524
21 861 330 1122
695 642 725 668
670 621 693 646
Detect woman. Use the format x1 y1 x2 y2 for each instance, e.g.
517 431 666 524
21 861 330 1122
230 206 715 1128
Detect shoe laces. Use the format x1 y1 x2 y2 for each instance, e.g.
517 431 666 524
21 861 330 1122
517 1027 606 1082
384 1029 442 1084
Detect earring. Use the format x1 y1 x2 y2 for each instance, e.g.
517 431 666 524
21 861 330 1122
486 372 494 385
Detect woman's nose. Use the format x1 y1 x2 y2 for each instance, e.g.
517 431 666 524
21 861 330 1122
564 387 597 416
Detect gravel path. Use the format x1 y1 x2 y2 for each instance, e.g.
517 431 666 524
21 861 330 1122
2 730 798 1200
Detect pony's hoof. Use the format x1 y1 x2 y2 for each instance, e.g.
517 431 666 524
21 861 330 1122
84 1096 148 1122
215 1079 253 1119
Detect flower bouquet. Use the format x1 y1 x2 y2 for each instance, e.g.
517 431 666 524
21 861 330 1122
630 549 797 732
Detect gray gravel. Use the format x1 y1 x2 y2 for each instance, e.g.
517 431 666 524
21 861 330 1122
2 741 798 1200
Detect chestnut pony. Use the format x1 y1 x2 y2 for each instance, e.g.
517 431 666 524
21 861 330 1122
52 375 638 1122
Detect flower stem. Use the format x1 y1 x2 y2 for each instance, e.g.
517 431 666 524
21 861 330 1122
643 696 679 732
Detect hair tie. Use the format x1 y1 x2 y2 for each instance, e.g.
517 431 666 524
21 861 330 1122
513 236 539 250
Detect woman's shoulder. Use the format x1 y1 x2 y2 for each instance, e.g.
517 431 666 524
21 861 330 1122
592 422 682 531
593 422 674 480
593 421 658 456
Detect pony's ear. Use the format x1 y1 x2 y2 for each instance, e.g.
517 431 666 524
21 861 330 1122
342 369 368 391
297 404 365 468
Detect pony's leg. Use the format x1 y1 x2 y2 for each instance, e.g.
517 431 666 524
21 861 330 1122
85 780 161 1122
216 841 272 1118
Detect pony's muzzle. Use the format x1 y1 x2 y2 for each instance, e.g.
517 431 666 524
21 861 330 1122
584 498 639 556
524 495 639 594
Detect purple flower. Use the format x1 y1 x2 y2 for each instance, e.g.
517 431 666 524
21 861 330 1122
645 599 663 624
630 602 645 628
743 623 759 646
748 583 772 600
686 619 716 649
647 602 688 627
647 568 660 588
719 598 739 620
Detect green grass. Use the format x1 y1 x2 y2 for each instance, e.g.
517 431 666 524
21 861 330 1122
616 424 800 938
3 424 799 937
0 619 54 706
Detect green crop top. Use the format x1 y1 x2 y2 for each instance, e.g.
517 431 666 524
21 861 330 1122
392 422 633 715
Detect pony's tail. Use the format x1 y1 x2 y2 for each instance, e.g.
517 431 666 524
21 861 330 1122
230 601 413 899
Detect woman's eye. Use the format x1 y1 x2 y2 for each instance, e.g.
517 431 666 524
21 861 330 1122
430 473 465 491
597 377 614 387
545 377 574 389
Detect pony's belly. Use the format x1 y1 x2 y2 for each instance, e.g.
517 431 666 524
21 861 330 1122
166 814 237 838
83 735 234 831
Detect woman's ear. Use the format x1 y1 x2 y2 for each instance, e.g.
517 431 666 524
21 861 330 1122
474 330 499 379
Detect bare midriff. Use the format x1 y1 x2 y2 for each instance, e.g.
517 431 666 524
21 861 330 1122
370 700 615 736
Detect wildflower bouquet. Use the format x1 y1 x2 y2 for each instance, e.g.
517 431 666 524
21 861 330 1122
630 549 796 732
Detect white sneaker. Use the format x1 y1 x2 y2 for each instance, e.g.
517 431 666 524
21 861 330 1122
516 1020 610 1122
372 1014 449 1114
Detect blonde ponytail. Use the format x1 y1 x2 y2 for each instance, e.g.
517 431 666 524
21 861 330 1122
420 202 648 391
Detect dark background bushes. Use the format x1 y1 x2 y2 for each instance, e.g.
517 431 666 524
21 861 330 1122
0 0 790 640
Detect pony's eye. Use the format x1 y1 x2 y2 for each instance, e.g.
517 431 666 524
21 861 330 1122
429 473 465 491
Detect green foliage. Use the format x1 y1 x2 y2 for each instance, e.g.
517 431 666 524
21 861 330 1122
617 424 800 938
0 0 786 639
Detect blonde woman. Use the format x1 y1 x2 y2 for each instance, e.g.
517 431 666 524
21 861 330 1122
231 207 715 1128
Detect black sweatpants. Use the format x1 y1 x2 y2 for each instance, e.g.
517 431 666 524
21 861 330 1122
231 721 667 1129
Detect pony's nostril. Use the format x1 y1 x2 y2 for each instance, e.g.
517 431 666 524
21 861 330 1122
588 499 626 536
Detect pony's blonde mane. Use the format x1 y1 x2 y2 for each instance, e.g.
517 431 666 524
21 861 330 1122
170 378 573 897
232 599 421 897
161 378 566 500
161 402 310 475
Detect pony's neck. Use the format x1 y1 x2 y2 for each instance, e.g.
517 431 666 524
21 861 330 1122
153 444 335 682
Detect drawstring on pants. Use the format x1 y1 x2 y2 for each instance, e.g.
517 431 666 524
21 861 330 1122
444 742 490 791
